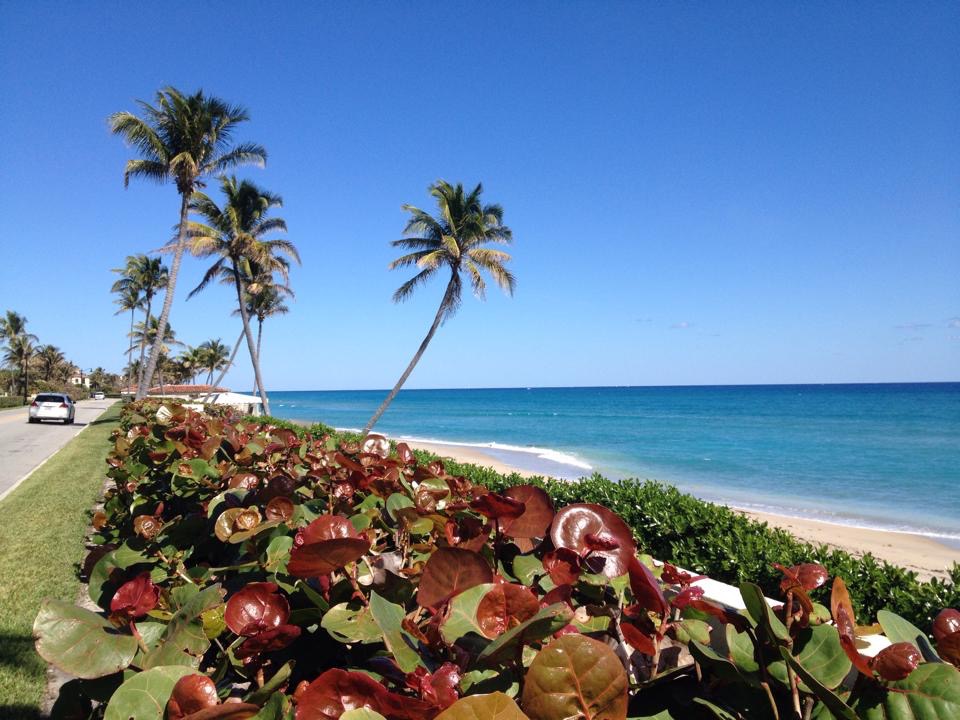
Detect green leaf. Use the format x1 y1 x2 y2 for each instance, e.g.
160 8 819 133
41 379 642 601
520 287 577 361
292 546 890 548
769 625 851 691
779 647 858 720
246 662 294 705
435 693 529 720
441 583 496 644
671 618 711 645
739 582 789 642
521 634 628 720
512 556 544 586
88 544 154 608
369 591 426 672
479 603 574 667
34 599 138 679
689 641 752 685
265 536 293 572
852 663 960 720
321 602 381 644
341 710 388 720
102 665 196 720
692 698 738 720
141 584 223 669
726 626 760 675
251 692 289 720
386 493 414 520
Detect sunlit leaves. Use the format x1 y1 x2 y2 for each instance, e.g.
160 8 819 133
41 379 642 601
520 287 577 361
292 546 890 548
417 548 492 609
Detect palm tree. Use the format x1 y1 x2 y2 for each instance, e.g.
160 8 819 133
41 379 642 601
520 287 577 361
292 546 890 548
0 311 38 346
36 345 66 381
3 336 37 403
130 317 182 392
237 282 292 396
176 345 204 385
112 255 168 390
178 176 299 415
198 339 230 386
110 87 266 400
112 283 142 392
363 181 516 434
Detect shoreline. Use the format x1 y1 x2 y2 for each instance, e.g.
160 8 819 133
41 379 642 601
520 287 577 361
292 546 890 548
400 438 959 580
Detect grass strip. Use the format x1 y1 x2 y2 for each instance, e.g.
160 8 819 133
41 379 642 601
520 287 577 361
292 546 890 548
0 403 121 719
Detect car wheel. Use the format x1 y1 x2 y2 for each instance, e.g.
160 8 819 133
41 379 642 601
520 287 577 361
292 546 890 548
28 417 36 424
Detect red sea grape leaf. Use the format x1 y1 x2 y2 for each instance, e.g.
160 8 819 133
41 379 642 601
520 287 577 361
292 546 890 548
672 586 705 610
434 693 528 720
542 548 582 586
418 548 493 609
938 631 960 667
477 583 540 638
470 493 526 520
224 583 289 636
286 537 371 577
870 642 921 681
933 608 960 643
235 624 301 659
620 622 657 656
685 600 751 632
362 434 391 459
167 674 219 719
110 572 159 620
295 668 433 720
501 485 554 539
265 496 295 522
776 563 829 593
835 606 874 677
583 532 621 552
628 557 669 618
660 563 705 585
550 504 636 578
830 576 856 627
396 443 416 464
406 662 461 710
298 514 361 543
521 634 628 720
444 516 490 552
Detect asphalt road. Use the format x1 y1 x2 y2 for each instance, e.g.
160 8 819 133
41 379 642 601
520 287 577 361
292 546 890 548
0 398 117 500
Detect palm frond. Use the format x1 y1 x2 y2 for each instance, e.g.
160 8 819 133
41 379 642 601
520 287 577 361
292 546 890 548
392 266 439 303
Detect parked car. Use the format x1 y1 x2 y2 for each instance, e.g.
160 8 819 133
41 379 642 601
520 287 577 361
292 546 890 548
93 391 106 400
28 393 76 424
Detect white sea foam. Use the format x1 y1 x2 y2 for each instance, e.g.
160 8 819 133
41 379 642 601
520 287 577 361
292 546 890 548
388 434 593 471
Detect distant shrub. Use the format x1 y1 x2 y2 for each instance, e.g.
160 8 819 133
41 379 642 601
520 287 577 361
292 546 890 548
0 396 25 408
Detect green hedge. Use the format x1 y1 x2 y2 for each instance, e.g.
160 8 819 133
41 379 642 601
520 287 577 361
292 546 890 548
253 414 958 631
0 397 25 409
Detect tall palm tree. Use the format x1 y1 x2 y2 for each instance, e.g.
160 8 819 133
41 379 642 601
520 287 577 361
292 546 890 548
175 345 204 385
112 255 168 389
112 283 142 392
363 181 516 434
198 339 230 386
130 317 182 393
36 345 66 381
237 282 292 396
110 87 266 400
0 310 38 346
178 176 299 415
4 336 37 403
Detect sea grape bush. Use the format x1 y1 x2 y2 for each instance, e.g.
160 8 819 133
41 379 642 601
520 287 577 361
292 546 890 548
35 401 960 719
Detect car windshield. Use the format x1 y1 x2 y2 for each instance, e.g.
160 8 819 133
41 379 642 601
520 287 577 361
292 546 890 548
36 394 66 403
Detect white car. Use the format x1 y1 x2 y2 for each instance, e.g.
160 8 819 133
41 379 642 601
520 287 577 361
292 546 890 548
93 391 106 400
29 393 76 424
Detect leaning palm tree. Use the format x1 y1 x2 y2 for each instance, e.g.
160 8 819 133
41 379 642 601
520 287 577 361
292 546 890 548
0 310 38 346
363 181 516 434
36 345 66 381
177 176 299 415
130 317 182 393
110 87 266 400
3 335 37 403
236 281 292 396
112 255 168 390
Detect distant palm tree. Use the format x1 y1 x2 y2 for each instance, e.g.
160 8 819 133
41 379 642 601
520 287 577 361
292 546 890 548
0 311 38 346
36 345 66 381
175 345 204 385
364 181 515 434
110 87 266 399
198 339 231 386
178 176 299 415
237 282 292 396
130 317 182 393
112 255 168 391
112 283 143 391
3 336 37 403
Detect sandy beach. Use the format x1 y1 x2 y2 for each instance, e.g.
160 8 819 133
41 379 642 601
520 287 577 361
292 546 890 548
402 438 959 580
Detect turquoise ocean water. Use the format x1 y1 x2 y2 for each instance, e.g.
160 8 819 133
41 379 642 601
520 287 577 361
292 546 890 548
268 384 960 544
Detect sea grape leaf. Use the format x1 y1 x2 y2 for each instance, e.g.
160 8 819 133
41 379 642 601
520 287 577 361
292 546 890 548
477 584 539 638
852 662 960 719
671 618 711 646
88 544 154 608
690 641 752 685
479 603 575 667
287 537 370 577
692 698 738 720
512 555 545 587
102 665 196 720
779 648 858 720
740 582 789 642
369 591 427 673
877 609 942 662
251 692 288 720
440 583 496 645
726 626 760 674
321 602 381 643
521 634 628 720
34 599 138 679
550 503 636 578
245 661 294 705
768 624 851 691
417 547 493 609
265 536 293 573
435 692 529 720
340 711 388 720
502 485 555 539
386 493 415 521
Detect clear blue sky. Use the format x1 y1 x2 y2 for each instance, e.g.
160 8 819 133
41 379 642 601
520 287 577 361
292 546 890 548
1 2 957 390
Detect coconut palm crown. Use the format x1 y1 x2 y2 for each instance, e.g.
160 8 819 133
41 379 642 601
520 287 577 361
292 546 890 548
109 86 266 400
364 180 515 433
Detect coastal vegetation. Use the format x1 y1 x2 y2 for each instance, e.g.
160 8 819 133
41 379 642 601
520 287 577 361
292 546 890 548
35 401 960 719
364 181 517 433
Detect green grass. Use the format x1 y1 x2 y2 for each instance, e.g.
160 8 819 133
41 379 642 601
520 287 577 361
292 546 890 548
0 404 121 719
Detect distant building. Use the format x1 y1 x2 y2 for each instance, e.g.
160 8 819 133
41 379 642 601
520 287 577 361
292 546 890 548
69 375 91 388
119 384 262 416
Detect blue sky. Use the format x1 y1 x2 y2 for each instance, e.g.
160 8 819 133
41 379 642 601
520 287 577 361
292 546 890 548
1 2 957 390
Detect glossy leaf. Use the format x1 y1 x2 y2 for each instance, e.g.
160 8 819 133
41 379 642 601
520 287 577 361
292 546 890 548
501 486 554 539
739 582 789 642
34 598 138 679
295 668 433 720
417 548 493 609
435 693 529 720
321 602 381 643
440 582 496 644
287 537 370 577
110 571 160 620
550 504 636 577
167 674 218 719
871 642 921 681
103 665 196 720
369 591 426 673
768 624 852 690
522 634 628 720
852 663 960 719
477 583 539 638
933 609 960 643
779 648 858 720
628 557 669 618
225 582 289 637
479 603 576 666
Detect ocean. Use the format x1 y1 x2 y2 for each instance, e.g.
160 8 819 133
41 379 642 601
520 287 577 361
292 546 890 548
267 384 960 544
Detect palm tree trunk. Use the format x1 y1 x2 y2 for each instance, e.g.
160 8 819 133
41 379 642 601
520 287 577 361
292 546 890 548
252 320 263 396
136 293 152 392
22 358 28 404
137 194 188 400
231 261 271 415
202 328 245 403
363 277 455 434
126 308 135 395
